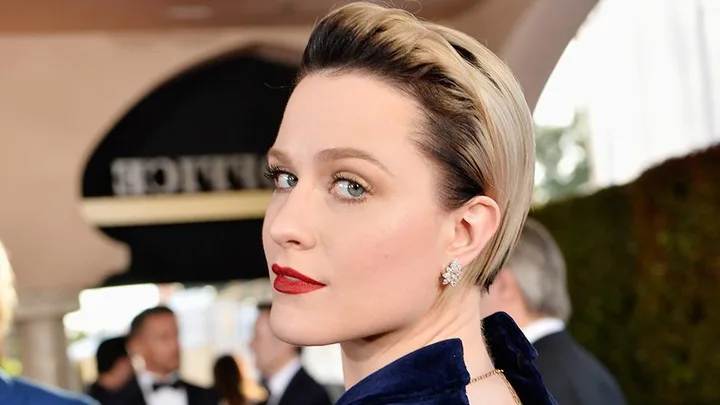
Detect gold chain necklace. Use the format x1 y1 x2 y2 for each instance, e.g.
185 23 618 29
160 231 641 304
468 369 522 404
469 369 504 384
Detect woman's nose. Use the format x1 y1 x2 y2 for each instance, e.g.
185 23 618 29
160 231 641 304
266 186 317 250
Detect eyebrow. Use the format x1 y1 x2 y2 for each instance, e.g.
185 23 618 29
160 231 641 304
267 148 291 166
317 147 391 174
267 147 391 175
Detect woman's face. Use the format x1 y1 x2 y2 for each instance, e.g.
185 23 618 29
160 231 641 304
262 73 455 346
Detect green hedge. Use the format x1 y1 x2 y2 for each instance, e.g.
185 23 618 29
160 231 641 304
532 144 720 405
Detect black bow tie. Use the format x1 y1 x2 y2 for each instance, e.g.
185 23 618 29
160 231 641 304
152 380 183 391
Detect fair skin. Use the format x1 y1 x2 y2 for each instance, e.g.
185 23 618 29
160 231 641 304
250 309 300 379
480 268 544 328
262 72 515 403
128 313 181 379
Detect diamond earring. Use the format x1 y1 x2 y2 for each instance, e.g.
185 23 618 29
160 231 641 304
442 259 463 287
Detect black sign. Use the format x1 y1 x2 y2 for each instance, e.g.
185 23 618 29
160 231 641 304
81 53 297 287
109 154 272 196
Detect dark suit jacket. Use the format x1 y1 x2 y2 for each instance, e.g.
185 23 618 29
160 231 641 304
0 370 98 405
265 367 331 405
106 376 220 405
86 382 115 405
533 330 626 405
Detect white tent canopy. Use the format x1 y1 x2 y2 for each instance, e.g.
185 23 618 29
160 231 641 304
535 0 720 188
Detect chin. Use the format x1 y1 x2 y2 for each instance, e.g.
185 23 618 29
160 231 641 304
269 303 333 346
269 300 359 346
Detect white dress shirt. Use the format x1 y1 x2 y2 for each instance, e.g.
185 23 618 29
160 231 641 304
137 370 189 405
266 358 302 405
521 317 566 345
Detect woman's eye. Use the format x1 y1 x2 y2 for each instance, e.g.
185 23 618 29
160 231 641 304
276 173 298 190
335 179 366 199
263 167 298 191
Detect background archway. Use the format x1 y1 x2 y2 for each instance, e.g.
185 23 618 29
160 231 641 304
82 48 298 286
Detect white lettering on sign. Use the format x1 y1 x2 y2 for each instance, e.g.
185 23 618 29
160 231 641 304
110 154 272 196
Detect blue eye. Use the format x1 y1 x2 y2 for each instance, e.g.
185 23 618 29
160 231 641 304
264 166 297 191
330 171 372 202
276 173 298 190
336 180 366 198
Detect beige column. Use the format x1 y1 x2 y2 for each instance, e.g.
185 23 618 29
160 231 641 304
13 289 81 389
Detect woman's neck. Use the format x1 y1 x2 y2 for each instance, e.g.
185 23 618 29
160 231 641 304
339 289 494 389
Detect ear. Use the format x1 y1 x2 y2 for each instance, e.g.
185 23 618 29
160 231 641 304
446 195 501 268
126 337 140 357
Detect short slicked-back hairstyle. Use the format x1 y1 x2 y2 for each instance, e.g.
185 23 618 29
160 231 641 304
299 2 535 291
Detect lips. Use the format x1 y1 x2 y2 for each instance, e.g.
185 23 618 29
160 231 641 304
271 264 326 295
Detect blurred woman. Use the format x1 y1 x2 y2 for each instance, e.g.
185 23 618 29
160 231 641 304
213 355 251 405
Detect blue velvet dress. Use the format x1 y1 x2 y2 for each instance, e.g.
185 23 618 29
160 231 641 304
335 312 557 405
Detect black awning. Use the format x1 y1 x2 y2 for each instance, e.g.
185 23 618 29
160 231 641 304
81 52 298 287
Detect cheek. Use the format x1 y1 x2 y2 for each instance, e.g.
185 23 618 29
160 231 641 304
325 201 445 292
261 205 279 259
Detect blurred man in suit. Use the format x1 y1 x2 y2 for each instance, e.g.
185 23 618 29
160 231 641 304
113 306 220 405
250 303 331 405
86 336 134 403
480 218 626 405
0 240 97 405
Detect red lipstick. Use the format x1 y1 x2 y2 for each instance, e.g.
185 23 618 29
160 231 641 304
271 264 326 295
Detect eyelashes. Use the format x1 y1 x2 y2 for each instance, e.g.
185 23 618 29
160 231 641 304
262 164 280 183
264 165 372 202
331 173 371 201
264 165 297 190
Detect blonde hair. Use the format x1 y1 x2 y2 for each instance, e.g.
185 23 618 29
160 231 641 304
0 240 17 337
300 2 535 290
